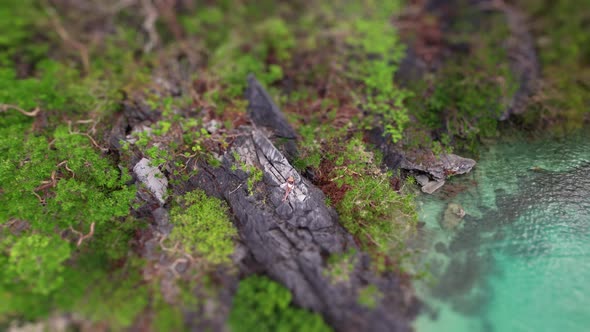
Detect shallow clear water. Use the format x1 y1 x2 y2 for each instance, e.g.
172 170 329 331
414 128 590 332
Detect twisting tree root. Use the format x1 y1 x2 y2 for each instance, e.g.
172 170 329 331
69 222 96 247
0 104 40 117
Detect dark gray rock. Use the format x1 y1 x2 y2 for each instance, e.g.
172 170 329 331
189 129 418 332
246 75 297 139
415 175 430 187
246 75 298 159
367 126 475 193
403 153 475 194
421 180 446 194
401 152 476 181
133 158 168 205
107 99 160 150
491 2 540 119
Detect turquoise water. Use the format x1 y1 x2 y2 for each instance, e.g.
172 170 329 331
414 128 590 332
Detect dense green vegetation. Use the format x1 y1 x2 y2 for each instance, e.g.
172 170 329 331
0 110 137 322
0 0 587 330
332 138 417 270
523 0 590 127
169 190 236 264
348 3 410 143
403 7 519 155
229 275 331 332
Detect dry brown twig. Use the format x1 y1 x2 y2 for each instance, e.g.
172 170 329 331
67 121 109 152
35 170 58 192
3 219 18 229
70 222 96 247
141 0 160 53
32 191 46 205
0 104 40 117
56 160 76 177
157 235 198 278
159 235 180 253
43 4 90 73
168 257 189 278
155 0 184 41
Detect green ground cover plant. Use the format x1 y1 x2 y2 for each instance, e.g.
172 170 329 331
169 190 236 264
335 139 418 271
1 0 585 330
229 275 331 332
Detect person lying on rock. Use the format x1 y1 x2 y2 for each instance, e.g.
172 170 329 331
281 176 295 201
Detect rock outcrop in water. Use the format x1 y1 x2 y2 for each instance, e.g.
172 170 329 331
402 152 477 194
367 127 476 194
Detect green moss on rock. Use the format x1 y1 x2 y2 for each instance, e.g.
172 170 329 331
169 190 236 264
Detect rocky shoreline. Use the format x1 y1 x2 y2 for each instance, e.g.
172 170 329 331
4 0 584 330
116 76 481 331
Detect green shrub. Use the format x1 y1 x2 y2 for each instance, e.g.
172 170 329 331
211 17 294 97
331 138 417 268
169 190 236 264
0 112 136 323
357 284 382 309
5 234 71 296
338 176 417 258
75 270 149 329
229 275 332 332
0 0 47 66
406 10 517 152
525 0 590 123
347 2 410 143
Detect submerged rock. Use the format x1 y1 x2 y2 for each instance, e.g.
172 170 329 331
421 179 446 194
441 202 466 230
190 129 418 332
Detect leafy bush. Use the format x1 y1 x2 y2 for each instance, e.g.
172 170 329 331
338 176 417 260
65 267 148 329
406 10 517 153
169 190 237 264
229 275 332 332
347 2 410 143
331 138 417 268
211 16 295 97
0 0 47 66
5 234 71 296
526 0 590 123
0 112 136 323
357 284 382 309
